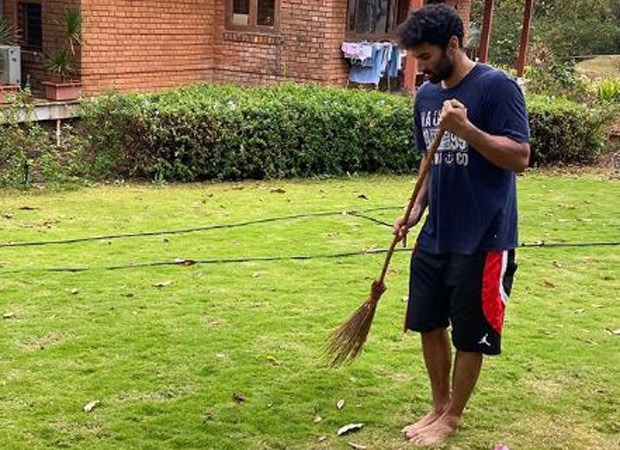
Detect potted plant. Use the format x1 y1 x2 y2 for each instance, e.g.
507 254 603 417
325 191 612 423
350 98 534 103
42 7 83 101
0 17 20 103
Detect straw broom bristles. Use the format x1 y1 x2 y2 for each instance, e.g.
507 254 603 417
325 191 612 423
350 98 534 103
325 279 386 366
325 129 446 367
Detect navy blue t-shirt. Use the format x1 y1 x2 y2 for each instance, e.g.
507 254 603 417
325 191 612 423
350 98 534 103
413 64 530 255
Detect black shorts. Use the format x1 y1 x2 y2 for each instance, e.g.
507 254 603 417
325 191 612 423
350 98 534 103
405 247 517 355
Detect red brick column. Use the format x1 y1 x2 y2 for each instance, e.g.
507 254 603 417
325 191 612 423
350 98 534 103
403 0 425 93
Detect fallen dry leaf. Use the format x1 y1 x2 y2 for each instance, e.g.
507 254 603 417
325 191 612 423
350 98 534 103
266 355 280 365
337 399 345 410
83 400 101 413
542 280 556 289
232 392 246 404
348 443 367 450
337 423 364 436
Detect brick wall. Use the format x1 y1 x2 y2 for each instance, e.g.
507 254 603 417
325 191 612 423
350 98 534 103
80 0 214 95
458 0 471 40
210 0 471 88
211 1 284 86
321 2 349 85
2 0 473 95
211 1 349 87
1 0 16 25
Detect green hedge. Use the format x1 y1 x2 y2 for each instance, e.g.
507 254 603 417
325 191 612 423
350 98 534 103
526 94 615 165
78 84 615 182
2 83 615 188
80 84 417 182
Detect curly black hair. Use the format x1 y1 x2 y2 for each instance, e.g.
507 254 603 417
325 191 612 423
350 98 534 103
396 4 464 50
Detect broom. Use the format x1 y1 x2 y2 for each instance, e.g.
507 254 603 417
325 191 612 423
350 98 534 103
325 128 446 367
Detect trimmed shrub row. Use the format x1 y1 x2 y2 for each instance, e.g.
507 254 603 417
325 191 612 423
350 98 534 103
78 84 615 182
1 83 616 188
79 84 417 182
527 94 616 165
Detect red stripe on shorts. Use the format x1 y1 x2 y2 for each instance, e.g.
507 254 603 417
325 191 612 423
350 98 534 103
482 251 506 335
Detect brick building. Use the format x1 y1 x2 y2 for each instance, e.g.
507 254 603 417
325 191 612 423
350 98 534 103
0 1 471 96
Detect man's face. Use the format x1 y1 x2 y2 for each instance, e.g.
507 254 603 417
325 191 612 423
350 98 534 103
411 43 454 84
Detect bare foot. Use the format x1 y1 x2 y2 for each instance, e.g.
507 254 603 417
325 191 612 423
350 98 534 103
401 408 446 439
408 413 461 445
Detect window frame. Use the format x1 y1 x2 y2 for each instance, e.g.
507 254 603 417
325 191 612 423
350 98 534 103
19 1 43 51
226 0 280 33
345 0 410 40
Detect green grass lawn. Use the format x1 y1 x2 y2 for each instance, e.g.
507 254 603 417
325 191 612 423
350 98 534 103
0 173 618 450
576 55 620 80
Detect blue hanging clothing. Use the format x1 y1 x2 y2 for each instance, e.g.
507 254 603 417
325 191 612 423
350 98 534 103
387 46 405 78
348 44 391 86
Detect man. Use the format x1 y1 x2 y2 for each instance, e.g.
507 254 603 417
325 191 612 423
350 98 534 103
392 4 530 445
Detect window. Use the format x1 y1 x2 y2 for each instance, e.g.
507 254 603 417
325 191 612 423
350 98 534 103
229 0 278 29
347 0 409 38
20 3 42 51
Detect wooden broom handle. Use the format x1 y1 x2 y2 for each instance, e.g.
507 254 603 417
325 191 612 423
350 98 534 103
378 128 446 283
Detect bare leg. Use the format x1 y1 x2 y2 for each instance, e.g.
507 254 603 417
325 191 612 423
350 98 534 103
402 328 451 439
410 351 483 445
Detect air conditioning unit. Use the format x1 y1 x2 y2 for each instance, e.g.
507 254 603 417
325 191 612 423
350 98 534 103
0 45 21 85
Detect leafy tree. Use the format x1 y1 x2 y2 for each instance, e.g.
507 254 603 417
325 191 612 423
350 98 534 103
471 0 620 65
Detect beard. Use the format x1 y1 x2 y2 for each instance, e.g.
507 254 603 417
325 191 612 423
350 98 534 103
426 52 455 84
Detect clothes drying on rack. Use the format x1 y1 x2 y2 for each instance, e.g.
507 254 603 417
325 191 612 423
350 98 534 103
341 42 374 66
387 46 407 78
341 42 406 87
